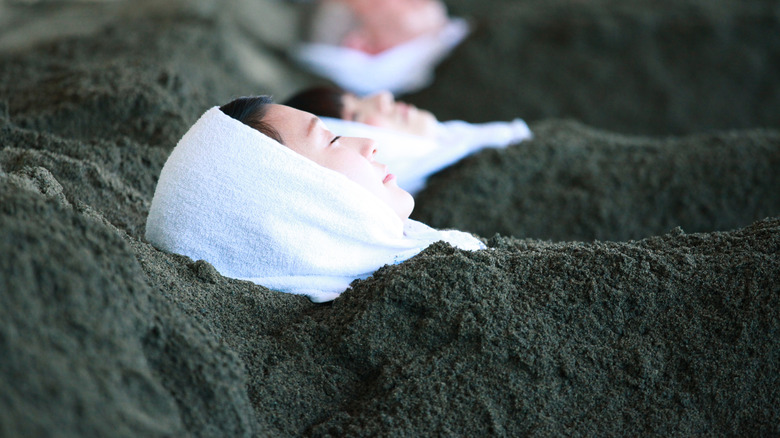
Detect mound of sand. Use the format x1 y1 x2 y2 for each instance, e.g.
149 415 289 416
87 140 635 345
414 120 780 241
410 0 780 136
1 1 778 436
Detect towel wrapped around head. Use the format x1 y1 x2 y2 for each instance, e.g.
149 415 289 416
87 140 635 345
145 107 484 302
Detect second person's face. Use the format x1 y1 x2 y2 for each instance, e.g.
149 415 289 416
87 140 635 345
341 92 438 139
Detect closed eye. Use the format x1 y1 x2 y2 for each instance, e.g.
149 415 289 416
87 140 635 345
330 136 341 144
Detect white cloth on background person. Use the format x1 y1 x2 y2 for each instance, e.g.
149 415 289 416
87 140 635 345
292 18 470 96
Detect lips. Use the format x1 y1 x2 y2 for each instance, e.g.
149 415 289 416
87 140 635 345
383 173 396 184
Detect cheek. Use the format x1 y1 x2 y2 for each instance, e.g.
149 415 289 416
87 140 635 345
352 167 382 190
327 156 377 188
363 115 391 129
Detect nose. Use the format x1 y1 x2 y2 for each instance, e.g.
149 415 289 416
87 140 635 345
372 91 395 112
355 137 377 160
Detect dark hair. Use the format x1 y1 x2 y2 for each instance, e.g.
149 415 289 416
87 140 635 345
283 86 346 119
219 96 284 144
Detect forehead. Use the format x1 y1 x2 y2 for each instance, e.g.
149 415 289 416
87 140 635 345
265 104 328 148
341 94 361 106
266 105 320 132
343 94 376 109
266 104 306 124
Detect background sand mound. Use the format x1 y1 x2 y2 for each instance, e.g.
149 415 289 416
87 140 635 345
414 120 780 241
410 0 780 135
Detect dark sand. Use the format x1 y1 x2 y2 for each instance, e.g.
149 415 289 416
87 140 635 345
415 121 780 241
1 1 779 436
410 0 780 136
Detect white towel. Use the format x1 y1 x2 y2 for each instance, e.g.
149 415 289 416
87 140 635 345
291 18 470 96
321 117 533 195
145 107 484 303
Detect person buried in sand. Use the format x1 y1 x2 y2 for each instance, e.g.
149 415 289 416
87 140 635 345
295 0 470 96
283 86 533 194
144 96 484 303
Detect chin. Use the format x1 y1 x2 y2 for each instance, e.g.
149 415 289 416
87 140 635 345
398 192 415 221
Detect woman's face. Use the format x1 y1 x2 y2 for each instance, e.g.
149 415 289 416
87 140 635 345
263 104 414 221
341 92 438 138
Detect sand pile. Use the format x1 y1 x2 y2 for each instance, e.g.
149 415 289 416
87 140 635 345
412 0 780 136
1 0 778 436
415 120 780 241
